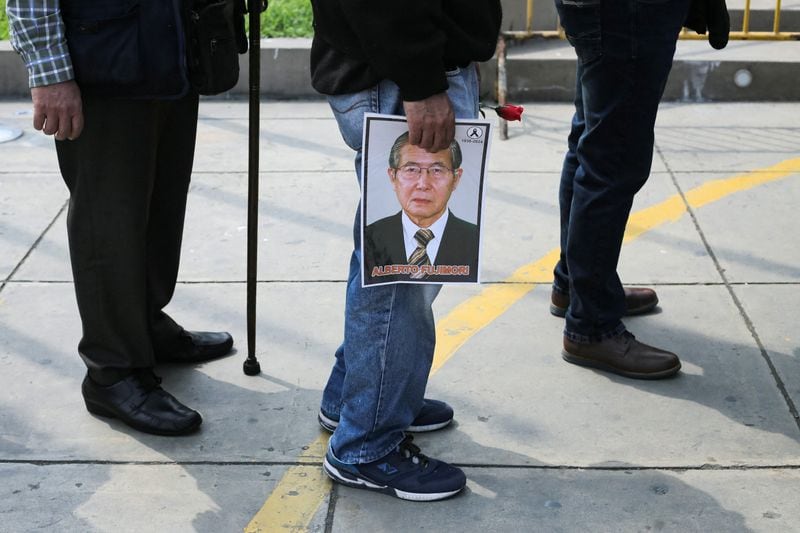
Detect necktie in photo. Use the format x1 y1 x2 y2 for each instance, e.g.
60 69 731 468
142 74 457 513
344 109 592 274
408 228 434 280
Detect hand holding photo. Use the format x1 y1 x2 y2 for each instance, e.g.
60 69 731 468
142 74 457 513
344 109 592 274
360 114 492 287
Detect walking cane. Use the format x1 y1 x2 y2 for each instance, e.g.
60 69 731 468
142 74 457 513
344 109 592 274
243 0 268 376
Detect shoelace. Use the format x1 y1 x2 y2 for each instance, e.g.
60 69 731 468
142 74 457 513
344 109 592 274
397 435 429 468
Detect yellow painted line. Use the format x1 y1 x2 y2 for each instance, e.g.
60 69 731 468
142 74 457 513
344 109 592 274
430 248 559 373
247 157 800 531
434 157 800 371
245 435 330 532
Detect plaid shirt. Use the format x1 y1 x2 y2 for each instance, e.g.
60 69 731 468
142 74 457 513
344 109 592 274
6 0 74 87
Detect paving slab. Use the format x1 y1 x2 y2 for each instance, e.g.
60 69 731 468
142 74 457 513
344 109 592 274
653 102 800 175
0 173 66 281
678 173 800 283
1 464 328 533
490 104 670 174
14 171 357 283
330 468 800 533
0 281 344 463
733 284 800 412
0 105 60 173
426 285 800 468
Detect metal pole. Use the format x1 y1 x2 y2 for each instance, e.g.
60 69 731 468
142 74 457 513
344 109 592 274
496 35 508 141
743 0 752 34
243 0 264 376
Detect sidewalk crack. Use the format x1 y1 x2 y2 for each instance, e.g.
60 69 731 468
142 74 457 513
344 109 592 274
657 145 800 435
0 199 68 295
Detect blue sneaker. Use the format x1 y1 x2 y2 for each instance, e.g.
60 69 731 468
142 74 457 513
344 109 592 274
318 399 454 433
323 436 466 501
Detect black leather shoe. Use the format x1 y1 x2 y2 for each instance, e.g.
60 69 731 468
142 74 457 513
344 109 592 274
562 331 681 380
156 330 234 363
550 287 659 318
82 371 202 436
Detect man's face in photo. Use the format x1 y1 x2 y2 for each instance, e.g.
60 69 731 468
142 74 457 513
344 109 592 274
389 143 463 228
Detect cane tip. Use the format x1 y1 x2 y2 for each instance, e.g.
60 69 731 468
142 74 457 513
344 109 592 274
243 358 261 376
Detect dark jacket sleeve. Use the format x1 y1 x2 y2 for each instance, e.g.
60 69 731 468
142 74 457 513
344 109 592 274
311 0 501 101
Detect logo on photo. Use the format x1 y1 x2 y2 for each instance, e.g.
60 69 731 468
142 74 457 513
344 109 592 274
466 127 484 139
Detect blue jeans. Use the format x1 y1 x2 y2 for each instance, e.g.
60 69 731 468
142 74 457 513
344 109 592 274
552 0 690 342
320 66 479 464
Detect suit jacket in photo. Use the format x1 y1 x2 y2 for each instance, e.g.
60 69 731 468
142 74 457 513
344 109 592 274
363 210 479 284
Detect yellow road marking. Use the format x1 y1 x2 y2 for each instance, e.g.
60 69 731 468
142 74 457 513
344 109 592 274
434 158 800 372
431 248 559 373
247 157 800 531
245 436 329 532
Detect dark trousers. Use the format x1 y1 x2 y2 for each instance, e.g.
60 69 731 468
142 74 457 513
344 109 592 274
55 92 200 371
552 0 691 342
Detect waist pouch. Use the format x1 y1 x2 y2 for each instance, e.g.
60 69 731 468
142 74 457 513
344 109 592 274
186 0 248 95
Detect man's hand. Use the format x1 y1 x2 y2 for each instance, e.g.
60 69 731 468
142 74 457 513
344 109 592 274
31 81 84 141
404 92 455 153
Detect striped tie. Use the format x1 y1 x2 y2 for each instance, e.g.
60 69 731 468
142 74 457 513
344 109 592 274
408 229 434 280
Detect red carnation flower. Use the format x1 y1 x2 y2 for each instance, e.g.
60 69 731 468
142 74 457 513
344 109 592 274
494 104 524 121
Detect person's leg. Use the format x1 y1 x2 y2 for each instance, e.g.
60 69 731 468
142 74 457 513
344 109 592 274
322 66 479 464
57 95 202 435
56 97 163 378
551 68 659 319
557 0 690 342
146 93 199 351
141 94 208 355
128 92 233 363
321 83 440 463
554 0 689 378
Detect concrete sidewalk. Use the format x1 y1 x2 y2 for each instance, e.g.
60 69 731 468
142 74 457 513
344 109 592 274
0 99 799 532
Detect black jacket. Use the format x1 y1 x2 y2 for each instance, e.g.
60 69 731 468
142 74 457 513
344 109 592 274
61 0 190 97
310 0 502 101
364 211 479 284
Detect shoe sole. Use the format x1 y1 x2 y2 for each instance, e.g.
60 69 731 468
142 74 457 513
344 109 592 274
561 350 681 380
318 411 452 434
322 456 463 502
317 411 339 433
550 299 659 318
84 399 202 436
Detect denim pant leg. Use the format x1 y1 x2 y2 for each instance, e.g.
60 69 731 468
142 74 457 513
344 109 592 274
555 0 690 342
321 67 479 463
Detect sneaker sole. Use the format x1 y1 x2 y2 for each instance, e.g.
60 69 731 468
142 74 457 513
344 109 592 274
322 457 463 502
317 411 338 433
318 411 452 434
550 300 659 318
561 350 681 380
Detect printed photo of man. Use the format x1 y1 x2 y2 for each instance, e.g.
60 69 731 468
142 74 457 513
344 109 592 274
363 130 479 285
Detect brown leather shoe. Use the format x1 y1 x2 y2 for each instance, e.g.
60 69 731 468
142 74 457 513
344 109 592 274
562 331 681 379
550 287 659 318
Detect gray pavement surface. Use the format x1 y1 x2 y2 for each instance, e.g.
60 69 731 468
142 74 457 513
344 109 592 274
1 99 799 532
